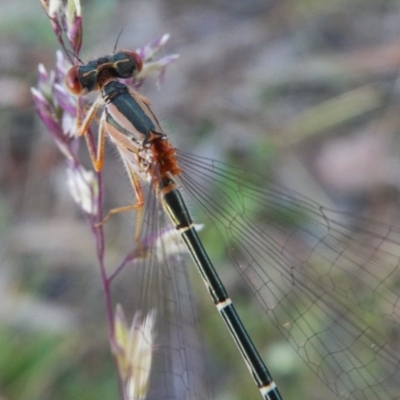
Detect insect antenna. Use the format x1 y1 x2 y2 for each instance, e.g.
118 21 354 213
113 28 125 54
66 49 84 65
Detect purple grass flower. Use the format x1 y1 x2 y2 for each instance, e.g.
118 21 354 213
113 305 156 400
66 165 98 215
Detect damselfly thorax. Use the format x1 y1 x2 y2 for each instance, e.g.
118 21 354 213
101 79 181 185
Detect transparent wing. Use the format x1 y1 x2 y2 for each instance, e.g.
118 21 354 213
177 150 400 400
112 182 211 400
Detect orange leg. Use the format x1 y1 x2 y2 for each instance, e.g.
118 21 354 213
122 157 145 242
95 202 142 228
95 159 144 239
79 97 145 243
77 97 101 137
76 98 106 173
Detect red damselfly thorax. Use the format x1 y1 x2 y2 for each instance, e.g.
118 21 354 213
64 50 400 400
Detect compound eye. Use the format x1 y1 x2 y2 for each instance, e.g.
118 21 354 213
65 66 83 95
124 50 143 74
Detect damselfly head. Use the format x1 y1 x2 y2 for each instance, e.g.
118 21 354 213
65 50 143 96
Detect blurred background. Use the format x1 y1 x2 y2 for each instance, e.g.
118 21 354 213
2 0 400 399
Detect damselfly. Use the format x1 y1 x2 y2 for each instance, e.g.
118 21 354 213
65 50 400 400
